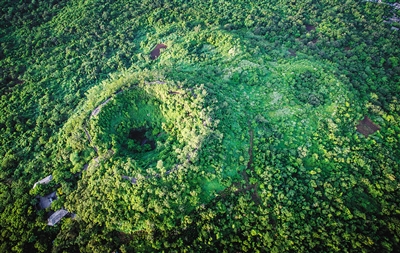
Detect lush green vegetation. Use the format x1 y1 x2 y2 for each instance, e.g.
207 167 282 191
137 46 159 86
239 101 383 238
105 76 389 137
1 0 400 252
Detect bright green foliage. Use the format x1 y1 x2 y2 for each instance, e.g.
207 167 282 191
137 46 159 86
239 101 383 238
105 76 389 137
1 0 400 252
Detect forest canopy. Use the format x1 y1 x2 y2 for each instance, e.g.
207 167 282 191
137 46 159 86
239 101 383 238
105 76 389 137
1 0 400 252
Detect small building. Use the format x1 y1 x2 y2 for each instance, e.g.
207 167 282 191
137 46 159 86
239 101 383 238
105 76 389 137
48 209 69 226
38 192 57 210
33 175 53 188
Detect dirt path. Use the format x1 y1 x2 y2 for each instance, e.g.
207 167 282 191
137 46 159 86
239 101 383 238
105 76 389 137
91 98 112 118
244 127 261 204
144 80 166 85
247 128 254 172
218 126 261 204
83 126 98 154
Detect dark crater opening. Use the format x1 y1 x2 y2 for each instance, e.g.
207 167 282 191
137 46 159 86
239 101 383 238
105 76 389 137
128 128 156 150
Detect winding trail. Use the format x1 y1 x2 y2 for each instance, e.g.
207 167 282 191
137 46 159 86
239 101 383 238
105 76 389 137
218 126 261 205
91 98 112 118
83 126 98 154
242 127 261 205
247 128 254 172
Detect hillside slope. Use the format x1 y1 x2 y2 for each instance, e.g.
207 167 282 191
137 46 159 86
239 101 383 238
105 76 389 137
1 0 400 252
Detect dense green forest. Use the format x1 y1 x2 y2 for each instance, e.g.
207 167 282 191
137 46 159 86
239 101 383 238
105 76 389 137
1 0 400 252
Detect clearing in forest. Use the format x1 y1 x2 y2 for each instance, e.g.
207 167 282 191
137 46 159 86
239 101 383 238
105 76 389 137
356 116 381 137
150 44 167 60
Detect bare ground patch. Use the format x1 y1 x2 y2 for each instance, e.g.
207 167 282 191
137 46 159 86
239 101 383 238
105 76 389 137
356 116 380 137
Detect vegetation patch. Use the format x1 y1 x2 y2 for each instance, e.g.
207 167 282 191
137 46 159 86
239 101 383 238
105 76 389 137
1 1 400 252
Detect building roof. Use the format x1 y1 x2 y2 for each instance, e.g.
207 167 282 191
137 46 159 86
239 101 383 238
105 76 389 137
48 209 68 226
33 175 53 188
38 191 57 210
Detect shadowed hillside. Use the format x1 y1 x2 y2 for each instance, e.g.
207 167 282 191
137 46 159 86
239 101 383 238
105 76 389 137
1 0 400 252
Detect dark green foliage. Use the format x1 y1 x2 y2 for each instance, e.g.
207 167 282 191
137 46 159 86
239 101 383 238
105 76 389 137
292 70 327 106
1 0 400 252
